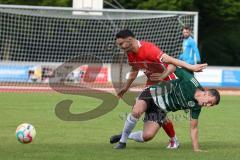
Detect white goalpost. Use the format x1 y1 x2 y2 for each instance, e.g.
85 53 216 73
0 4 198 92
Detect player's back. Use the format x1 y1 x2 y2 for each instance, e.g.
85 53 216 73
149 68 202 112
127 41 163 64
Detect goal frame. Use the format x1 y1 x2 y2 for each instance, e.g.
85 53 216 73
0 4 198 43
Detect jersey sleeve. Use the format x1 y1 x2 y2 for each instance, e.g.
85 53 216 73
147 44 163 62
190 107 201 119
178 53 184 61
174 67 194 81
190 39 201 63
175 67 204 90
127 54 134 66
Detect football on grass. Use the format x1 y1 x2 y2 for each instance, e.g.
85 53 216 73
16 123 36 144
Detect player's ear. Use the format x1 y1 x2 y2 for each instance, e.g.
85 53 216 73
203 88 209 95
127 37 133 42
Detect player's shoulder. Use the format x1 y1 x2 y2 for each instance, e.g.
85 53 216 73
187 36 196 43
140 41 162 55
187 36 194 40
189 76 202 89
140 41 158 48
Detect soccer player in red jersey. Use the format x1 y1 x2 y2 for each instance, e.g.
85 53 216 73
110 29 207 149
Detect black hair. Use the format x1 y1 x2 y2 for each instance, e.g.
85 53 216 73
116 29 135 39
183 25 192 31
208 89 221 105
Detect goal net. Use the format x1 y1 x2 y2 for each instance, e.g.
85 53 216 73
0 5 198 92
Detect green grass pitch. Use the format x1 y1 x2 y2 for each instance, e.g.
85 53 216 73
0 92 239 160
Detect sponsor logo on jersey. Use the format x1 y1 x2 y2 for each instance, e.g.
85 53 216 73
188 101 195 107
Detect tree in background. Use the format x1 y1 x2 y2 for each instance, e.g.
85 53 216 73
193 0 240 66
0 0 71 6
106 0 240 66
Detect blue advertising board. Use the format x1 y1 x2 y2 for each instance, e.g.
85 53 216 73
187 68 240 88
222 70 240 87
0 65 32 82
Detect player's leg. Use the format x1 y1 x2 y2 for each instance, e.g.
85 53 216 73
125 98 166 143
113 88 154 149
125 120 161 143
127 130 144 142
162 118 180 149
146 80 179 148
114 99 147 149
111 121 160 143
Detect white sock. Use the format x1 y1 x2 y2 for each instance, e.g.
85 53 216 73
172 136 178 141
128 130 144 142
119 114 138 143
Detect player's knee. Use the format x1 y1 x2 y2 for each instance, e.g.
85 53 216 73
142 132 155 141
131 101 146 119
162 118 171 125
131 109 143 119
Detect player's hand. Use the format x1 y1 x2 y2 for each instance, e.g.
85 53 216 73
117 87 128 98
191 63 208 72
149 73 164 82
194 149 208 153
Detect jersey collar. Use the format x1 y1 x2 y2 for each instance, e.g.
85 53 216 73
137 40 142 48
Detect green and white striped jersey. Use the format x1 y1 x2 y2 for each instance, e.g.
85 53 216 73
149 68 203 119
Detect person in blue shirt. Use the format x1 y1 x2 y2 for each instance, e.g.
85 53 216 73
179 26 201 73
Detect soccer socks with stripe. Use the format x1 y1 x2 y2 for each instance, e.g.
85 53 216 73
128 131 144 142
162 120 175 138
119 114 138 143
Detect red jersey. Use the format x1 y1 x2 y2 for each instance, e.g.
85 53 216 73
127 41 177 85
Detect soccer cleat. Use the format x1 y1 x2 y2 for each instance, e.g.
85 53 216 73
114 142 126 149
166 137 180 149
110 134 122 144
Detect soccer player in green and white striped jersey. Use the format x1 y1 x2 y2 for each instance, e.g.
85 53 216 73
149 67 205 119
112 67 220 152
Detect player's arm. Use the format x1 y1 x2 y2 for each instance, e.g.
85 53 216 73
190 118 207 152
161 54 207 72
117 66 139 98
191 40 201 63
149 64 176 81
190 118 200 152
